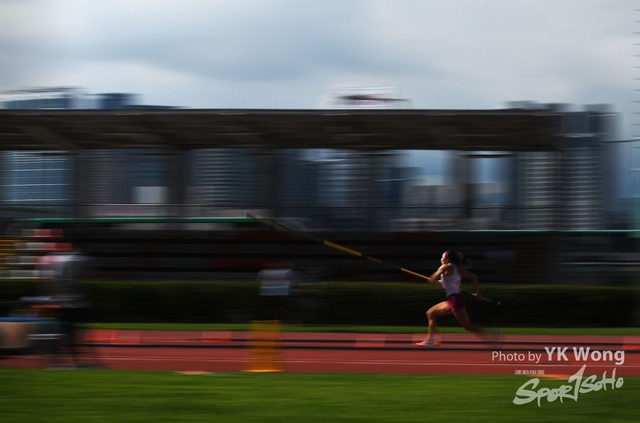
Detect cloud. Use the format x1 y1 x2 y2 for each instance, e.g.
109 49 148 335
364 0 635 101
0 0 636 139
48 0 437 84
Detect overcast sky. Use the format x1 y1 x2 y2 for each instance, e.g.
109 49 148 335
0 0 637 141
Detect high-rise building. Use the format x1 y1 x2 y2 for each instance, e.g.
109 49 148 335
513 103 618 230
188 149 257 213
517 151 561 229
0 88 146 218
1 151 73 217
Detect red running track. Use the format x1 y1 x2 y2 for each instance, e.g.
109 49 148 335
2 330 640 377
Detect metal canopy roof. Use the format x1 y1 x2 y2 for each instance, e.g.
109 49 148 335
0 108 559 151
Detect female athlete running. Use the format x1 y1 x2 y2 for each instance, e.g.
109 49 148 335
416 250 485 347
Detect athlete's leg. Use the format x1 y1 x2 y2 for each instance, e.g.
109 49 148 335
452 307 487 338
422 301 452 343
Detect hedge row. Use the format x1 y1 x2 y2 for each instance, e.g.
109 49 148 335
1 280 638 327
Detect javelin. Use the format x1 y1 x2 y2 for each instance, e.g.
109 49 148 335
247 213 500 305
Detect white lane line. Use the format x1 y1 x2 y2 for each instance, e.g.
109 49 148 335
101 356 640 369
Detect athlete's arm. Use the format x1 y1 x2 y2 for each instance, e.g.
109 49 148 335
428 264 449 285
459 268 483 300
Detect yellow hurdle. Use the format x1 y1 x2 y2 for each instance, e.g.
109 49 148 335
244 320 282 373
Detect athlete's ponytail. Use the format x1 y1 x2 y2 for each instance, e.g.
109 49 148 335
444 250 472 269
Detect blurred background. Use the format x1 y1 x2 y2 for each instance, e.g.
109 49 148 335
0 88 636 292
0 1 638 304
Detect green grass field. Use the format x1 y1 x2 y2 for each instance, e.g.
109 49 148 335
0 369 637 422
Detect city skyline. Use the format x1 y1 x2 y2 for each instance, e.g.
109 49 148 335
0 89 631 227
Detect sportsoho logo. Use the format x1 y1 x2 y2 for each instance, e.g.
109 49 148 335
497 347 626 407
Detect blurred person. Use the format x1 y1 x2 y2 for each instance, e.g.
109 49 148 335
37 242 100 368
416 250 486 347
257 262 296 322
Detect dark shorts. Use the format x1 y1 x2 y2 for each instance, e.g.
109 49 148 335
446 293 466 312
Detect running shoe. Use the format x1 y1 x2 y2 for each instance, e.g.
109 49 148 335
415 338 442 347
